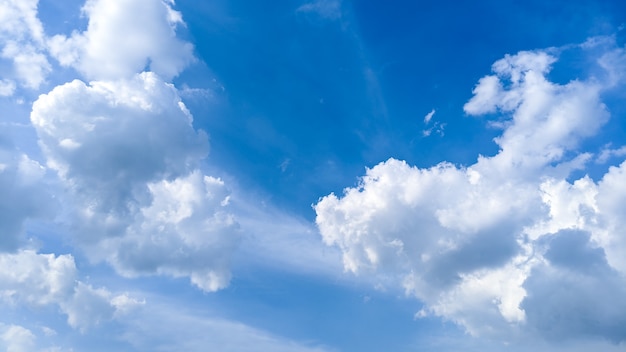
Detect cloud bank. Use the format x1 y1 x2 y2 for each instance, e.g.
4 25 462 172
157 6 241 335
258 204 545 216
315 42 626 344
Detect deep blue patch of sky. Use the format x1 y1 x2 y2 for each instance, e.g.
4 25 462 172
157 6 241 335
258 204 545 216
177 0 626 220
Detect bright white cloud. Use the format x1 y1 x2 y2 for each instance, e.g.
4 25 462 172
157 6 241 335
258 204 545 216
47 0 194 81
315 43 626 344
100 171 240 292
0 0 50 89
0 250 140 331
31 72 240 292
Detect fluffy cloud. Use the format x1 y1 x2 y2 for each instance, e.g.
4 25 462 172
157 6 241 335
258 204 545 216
0 0 50 89
100 171 240 292
0 324 35 352
48 0 194 81
31 72 208 228
0 250 140 331
315 42 626 344
31 72 240 292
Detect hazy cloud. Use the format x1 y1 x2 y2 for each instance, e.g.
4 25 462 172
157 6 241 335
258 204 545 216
297 0 342 20
0 144 53 251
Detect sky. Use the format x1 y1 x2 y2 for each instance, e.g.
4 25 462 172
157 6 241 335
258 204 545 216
1 0 626 351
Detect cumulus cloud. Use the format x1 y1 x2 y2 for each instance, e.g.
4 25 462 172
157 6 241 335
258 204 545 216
31 72 240 292
31 72 208 224
100 171 240 292
0 250 140 331
47 0 194 81
0 0 51 89
315 41 626 344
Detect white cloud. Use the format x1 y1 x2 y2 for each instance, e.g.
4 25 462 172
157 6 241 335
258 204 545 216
0 324 36 352
0 0 51 89
31 72 240 292
0 323 66 352
100 171 240 292
47 0 194 81
465 50 608 175
0 250 140 331
597 144 626 163
421 109 445 137
423 109 435 124
315 42 626 344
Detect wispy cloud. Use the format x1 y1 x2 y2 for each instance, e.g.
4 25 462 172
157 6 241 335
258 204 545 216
422 108 445 137
297 0 342 20
423 109 436 124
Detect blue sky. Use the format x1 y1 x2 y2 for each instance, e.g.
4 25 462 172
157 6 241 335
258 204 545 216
1 0 626 351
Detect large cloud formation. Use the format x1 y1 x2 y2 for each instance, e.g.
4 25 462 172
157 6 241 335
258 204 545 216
31 72 240 292
8 0 241 292
0 3 241 346
315 41 626 344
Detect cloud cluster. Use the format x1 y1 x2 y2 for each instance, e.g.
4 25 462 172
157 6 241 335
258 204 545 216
0 250 140 331
48 0 194 80
1 3 238 344
0 0 50 91
31 71 240 292
0 0 240 293
315 43 626 343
